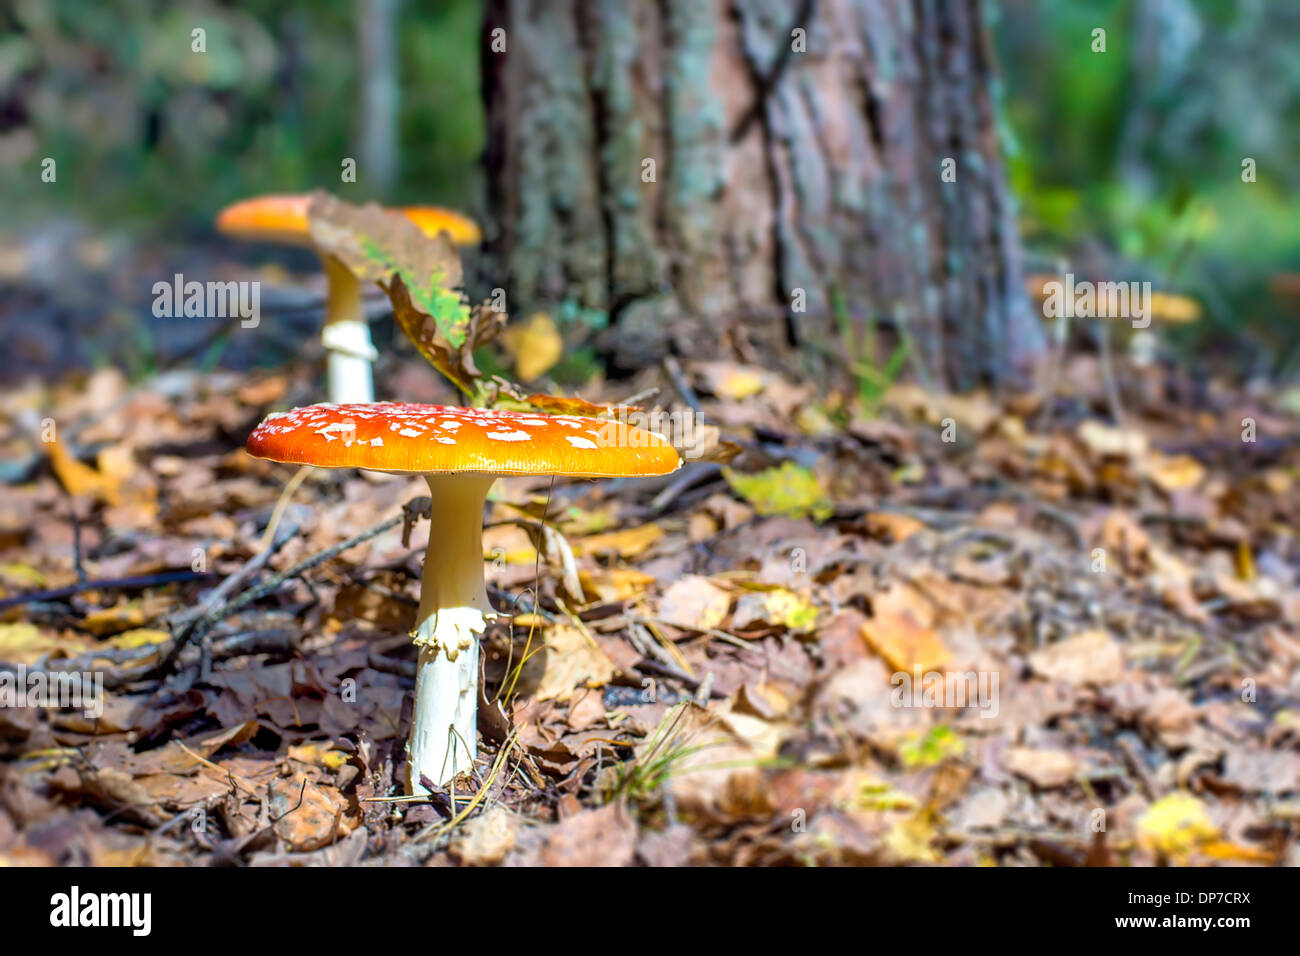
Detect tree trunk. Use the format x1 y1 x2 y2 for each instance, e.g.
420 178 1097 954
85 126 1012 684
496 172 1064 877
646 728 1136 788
482 0 1043 390
357 0 400 196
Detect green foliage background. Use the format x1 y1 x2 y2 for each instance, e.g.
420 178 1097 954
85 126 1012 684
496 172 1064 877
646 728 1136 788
1 0 1297 364
0 0 486 226
994 0 1300 368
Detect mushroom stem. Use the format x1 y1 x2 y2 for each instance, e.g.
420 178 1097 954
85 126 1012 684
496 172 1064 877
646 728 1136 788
319 256 377 404
406 473 497 794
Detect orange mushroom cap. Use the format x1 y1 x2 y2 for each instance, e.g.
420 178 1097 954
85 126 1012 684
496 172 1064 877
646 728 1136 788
399 206 482 246
215 194 316 246
247 403 681 478
215 194 481 247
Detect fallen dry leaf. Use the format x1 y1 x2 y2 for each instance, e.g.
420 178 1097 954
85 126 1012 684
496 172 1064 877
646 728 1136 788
535 623 616 702
658 575 731 631
450 806 518 865
1003 747 1080 789
269 774 355 852
1027 629 1124 686
541 802 637 867
860 583 951 673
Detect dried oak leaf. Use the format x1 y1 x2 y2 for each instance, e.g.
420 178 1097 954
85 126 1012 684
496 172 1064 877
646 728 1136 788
541 802 637 867
450 806 518 865
658 575 731 631
535 623 616 702
1027 629 1124 686
269 773 356 852
860 583 951 674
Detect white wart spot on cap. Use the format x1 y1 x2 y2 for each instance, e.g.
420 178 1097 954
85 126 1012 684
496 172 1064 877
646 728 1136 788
566 436 597 449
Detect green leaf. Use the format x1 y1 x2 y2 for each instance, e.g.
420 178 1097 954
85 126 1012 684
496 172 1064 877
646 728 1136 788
723 462 833 522
898 726 965 770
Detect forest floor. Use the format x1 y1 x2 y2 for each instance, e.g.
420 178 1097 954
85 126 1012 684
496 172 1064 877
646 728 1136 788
1 347 1299 866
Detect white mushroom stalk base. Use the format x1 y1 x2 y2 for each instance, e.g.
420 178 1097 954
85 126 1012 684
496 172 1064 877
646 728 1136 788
406 474 497 795
319 256 377 404
322 320 377 404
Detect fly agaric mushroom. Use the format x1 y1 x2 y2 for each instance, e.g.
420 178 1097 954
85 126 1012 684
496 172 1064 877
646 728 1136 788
246 402 680 793
215 194 480 404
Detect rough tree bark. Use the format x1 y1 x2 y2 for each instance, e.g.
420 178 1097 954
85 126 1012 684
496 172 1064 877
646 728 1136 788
482 0 1043 390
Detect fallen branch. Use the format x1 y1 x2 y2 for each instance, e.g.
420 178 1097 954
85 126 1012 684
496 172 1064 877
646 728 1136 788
0 570 217 612
159 503 423 675
169 513 304 630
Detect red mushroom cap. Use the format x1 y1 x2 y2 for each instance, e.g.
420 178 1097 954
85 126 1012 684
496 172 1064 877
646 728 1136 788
246 403 681 477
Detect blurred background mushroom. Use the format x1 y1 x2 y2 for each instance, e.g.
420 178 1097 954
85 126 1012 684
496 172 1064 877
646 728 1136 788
215 193 478 403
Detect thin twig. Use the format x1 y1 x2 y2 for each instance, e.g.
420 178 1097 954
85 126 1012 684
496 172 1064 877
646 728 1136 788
0 571 217 612
650 463 722 514
259 465 314 551
661 356 701 414
169 514 303 629
159 510 410 674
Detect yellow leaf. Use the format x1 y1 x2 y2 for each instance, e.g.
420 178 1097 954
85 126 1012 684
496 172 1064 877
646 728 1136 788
47 438 133 506
482 523 538 565
579 567 655 603
574 523 663 559
1137 793 1218 860
717 368 765 400
837 772 919 812
723 462 833 522
0 622 82 665
1149 292 1201 324
1200 840 1276 864
1077 420 1148 458
1144 452 1206 493
502 312 563 382
695 362 767 400
103 628 171 650
81 602 150 636
556 503 617 535
288 743 350 771
883 812 941 863
898 726 966 770
1235 540 1256 582
764 588 817 632
733 585 818 632
0 563 46 588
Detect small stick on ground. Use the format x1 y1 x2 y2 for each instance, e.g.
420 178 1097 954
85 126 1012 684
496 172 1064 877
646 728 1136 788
70 502 86 583
259 465 314 551
170 513 304 629
159 504 423 675
661 356 701 413
0 570 218 612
